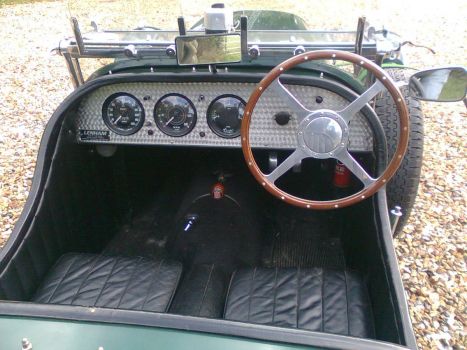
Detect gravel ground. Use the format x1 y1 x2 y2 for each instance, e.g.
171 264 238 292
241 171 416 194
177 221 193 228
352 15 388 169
0 1 465 349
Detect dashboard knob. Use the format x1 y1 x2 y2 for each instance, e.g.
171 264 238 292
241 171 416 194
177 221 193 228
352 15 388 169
274 111 292 126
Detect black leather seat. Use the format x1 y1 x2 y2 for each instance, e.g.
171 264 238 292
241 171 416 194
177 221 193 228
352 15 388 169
33 253 182 313
224 267 374 338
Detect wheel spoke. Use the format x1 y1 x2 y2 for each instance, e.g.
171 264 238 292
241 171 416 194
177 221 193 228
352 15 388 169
270 78 311 121
335 151 375 187
338 80 385 123
266 149 306 183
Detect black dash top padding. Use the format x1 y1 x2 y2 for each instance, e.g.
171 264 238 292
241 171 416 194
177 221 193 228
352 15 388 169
224 267 375 338
33 253 182 313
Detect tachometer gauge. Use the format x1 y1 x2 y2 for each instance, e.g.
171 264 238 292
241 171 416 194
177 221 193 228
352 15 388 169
102 93 145 136
154 94 197 137
207 95 246 138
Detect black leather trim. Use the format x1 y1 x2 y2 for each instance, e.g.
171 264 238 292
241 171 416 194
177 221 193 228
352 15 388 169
374 191 418 349
33 253 182 313
224 267 375 339
170 264 227 318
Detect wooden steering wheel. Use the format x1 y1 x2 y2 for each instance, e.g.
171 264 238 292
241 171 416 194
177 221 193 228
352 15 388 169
240 50 409 210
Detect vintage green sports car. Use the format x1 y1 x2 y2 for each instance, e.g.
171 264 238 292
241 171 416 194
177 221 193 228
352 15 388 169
0 3 465 350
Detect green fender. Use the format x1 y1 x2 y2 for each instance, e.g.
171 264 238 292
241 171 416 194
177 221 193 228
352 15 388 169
0 316 321 350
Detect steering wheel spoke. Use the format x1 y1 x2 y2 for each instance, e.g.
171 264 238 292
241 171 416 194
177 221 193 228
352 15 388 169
335 150 375 187
270 78 311 122
338 80 385 123
265 149 306 183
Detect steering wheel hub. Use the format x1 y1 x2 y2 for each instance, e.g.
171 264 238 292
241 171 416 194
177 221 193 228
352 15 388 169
303 116 342 153
297 110 348 158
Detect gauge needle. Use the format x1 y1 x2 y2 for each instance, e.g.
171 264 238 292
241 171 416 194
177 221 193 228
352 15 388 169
165 117 174 126
113 115 122 124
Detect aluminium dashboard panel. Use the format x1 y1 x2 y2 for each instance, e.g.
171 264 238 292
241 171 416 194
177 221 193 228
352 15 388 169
75 82 373 151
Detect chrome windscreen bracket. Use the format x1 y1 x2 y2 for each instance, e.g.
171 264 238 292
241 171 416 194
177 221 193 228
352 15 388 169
177 16 186 36
63 52 83 88
70 17 85 55
240 16 248 59
355 16 366 56
65 17 86 88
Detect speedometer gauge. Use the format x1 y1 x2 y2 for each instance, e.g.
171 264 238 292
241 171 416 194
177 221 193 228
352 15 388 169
102 93 145 136
207 95 246 138
154 94 197 137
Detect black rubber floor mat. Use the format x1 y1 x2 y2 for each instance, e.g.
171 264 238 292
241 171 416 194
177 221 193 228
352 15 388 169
267 215 345 269
103 209 170 260
103 168 189 260
103 193 180 260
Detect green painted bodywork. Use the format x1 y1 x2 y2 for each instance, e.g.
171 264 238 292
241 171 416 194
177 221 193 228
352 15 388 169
89 63 366 94
356 61 410 82
0 316 323 350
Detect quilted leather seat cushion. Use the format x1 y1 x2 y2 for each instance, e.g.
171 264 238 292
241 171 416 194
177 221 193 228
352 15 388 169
224 267 374 338
33 253 182 313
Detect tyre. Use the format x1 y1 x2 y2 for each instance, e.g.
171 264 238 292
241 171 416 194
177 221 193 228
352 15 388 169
375 68 424 237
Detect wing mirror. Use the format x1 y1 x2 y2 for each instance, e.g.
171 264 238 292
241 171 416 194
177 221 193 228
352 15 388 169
409 67 466 102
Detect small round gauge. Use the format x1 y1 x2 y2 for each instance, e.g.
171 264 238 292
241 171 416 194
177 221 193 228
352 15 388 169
102 93 145 136
207 95 246 138
154 94 197 137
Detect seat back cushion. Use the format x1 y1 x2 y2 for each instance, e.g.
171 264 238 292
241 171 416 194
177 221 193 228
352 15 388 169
33 253 182 313
224 267 374 338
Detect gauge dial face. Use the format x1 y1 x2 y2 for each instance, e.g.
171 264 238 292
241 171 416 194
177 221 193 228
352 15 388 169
102 93 145 136
207 95 246 138
154 94 197 137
